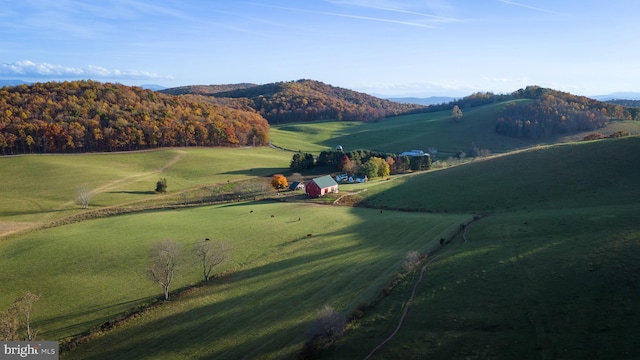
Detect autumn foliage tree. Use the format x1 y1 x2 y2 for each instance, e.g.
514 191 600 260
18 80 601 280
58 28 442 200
271 174 288 190
0 80 270 155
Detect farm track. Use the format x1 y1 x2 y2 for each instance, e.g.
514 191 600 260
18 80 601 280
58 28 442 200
0 150 187 239
508 230 550 360
363 216 484 360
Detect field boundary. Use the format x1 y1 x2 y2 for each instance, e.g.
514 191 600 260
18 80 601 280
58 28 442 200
362 215 486 360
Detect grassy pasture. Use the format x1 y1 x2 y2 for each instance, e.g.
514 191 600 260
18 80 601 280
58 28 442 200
359 136 640 213
318 136 640 359
270 102 640 157
0 199 471 358
322 205 640 359
0 147 291 232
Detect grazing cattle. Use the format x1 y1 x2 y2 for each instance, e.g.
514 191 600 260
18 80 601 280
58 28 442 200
205 238 210 241
307 233 313 237
250 210 253 213
271 214 275 218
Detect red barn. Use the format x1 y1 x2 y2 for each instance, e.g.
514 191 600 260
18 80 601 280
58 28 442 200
305 175 339 198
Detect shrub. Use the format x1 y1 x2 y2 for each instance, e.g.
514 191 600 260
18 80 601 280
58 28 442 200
155 178 168 193
403 250 421 272
583 133 605 141
305 305 346 348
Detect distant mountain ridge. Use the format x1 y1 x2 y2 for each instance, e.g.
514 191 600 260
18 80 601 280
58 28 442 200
386 96 456 105
160 83 258 96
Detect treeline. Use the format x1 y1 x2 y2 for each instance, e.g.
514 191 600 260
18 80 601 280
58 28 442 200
290 149 431 177
164 79 425 124
0 80 269 154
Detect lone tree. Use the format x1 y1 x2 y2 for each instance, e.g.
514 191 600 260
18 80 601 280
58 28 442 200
155 178 168 193
147 240 181 300
451 105 463 122
305 305 346 351
195 240 229 282
271 174 288 191
75 186 92 208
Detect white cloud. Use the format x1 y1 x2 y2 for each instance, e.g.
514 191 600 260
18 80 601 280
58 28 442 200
0 60 171 80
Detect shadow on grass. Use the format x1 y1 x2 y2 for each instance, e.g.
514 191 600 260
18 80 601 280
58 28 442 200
222 167 284 176
107 191 156 195
38 296 158 338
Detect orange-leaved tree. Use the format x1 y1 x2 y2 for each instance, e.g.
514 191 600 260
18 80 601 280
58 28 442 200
271 174 288 191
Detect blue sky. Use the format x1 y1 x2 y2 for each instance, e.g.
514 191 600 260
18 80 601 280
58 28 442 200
1 0 638 97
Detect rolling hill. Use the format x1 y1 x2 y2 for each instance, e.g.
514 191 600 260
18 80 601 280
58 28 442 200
0 80 269 154
162 79 425 124
319 136 640 359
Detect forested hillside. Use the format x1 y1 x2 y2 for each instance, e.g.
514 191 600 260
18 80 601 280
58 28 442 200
159 83 258 96
0 81 269 154
163 79 425 124
423 86 639 139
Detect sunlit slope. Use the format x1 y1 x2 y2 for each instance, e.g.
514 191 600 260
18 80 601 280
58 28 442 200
0 202 470 359
359 136 640 213
0 147 291 226
270 100 640 156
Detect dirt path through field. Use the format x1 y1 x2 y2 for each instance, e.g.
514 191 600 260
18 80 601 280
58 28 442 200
0 150 186 239
363 216 483 360
58 149 186 208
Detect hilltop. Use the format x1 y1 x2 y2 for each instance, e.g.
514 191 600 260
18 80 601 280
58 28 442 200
161 79 425 123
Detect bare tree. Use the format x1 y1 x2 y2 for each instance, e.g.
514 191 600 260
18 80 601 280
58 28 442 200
147 240 182 300
306 305 346 345
75 186 92 208
0 291 39 341
451 105 463 122
195 240 229 282
403 250 421 272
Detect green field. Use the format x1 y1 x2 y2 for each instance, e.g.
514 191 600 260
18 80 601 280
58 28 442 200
270 102 640 156
0 147 292 234
0 201 470 358
317 136 640 359
322 205 640 359
2 109 640 359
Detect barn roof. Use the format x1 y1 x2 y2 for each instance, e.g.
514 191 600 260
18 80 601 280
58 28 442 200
312 175 338 189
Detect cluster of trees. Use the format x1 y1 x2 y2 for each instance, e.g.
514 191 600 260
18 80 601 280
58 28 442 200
148 239 229 300
0 80 269 154
290 149 431 178
181 79 425 124
495 93 612 138
583 130 632 141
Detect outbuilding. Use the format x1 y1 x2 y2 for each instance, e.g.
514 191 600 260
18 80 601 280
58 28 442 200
305 175 339 198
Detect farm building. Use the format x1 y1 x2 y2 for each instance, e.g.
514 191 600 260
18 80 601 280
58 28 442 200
399 149 430 157
288 181 305 191
305 175 339 198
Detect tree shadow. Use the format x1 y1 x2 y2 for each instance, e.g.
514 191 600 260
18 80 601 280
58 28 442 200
107 191 156 195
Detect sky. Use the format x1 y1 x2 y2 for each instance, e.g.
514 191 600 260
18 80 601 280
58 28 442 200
1 0 639 97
